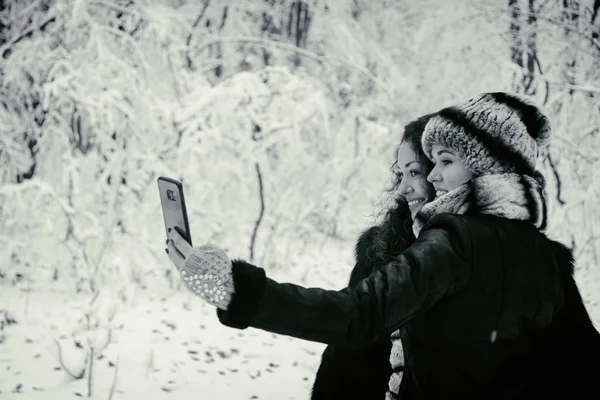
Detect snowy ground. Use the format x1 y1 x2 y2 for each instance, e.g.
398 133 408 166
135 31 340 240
0 285 328 400
1 236 599 400
0 237 356 400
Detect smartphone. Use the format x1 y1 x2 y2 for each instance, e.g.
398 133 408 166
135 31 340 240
157 176 192 246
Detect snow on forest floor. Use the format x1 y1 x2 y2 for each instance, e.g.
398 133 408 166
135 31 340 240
0 237 356 400
0 285 328 400
1 235 599 400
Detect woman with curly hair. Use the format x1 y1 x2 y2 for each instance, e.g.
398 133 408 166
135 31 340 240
310 114 434 400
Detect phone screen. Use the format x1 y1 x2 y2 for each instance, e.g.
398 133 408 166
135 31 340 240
157 177 192 245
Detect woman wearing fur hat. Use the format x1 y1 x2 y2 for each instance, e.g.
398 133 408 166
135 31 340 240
165 92 600 399
311 114 435 400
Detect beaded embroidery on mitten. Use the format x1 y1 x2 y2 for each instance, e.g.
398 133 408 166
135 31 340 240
388 329 405 397
180 245 235 310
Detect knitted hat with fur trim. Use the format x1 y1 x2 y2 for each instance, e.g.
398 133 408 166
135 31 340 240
421 92 551 176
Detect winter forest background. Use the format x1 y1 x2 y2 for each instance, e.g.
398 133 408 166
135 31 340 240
1 0 599 398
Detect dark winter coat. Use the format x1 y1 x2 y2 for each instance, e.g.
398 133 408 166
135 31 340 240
218 213 600 399
310 226 394 400
523 239 600 399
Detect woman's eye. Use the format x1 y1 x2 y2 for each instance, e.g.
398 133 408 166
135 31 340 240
441 160 452 166
409 170 420 177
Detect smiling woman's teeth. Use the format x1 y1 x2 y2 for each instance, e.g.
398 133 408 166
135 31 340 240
408 199 423 207
436 190 448 197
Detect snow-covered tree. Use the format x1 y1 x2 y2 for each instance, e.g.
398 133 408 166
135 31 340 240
0 0 597 297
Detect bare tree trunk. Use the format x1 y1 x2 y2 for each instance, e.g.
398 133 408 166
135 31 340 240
561 0 580 94
0 0 7 48
509 0 541 96
261 0 312 67
249 163 265 262
523 0 538 95
287 0 312 66
593 0 600 46
509 0 525 88
1 0 41 183
261 0 280 66
185 0 211 71
212 6 228 78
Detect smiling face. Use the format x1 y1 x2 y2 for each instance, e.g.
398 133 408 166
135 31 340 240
427 144 474 197
396 141 432 218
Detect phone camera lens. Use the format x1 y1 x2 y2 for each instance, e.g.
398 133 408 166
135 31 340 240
167 190 177 201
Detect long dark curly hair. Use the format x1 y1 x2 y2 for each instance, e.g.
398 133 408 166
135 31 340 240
371 114 436 263
313 114 438 400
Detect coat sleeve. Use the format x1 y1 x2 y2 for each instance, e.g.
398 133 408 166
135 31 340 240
217 214 473 346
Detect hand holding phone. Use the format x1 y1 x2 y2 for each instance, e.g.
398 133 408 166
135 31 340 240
157 177 192 246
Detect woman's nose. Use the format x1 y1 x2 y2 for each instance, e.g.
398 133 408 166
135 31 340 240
427 166 440 184
398 180 413 195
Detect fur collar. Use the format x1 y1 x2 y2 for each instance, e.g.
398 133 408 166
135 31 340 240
412 173 547 236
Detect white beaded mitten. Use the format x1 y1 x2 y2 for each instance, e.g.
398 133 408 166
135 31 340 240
180 245 235 310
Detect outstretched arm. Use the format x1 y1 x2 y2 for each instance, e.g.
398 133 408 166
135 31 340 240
215 215 473 347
